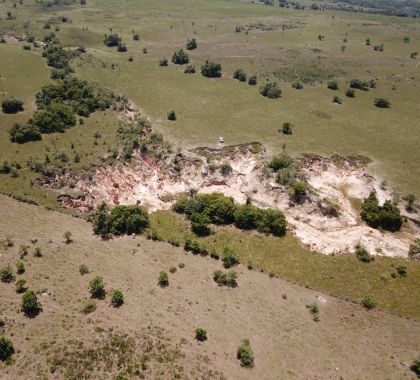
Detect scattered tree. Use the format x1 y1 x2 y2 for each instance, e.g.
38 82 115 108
361 192 402 231
213 270 238 287
248 75 257 86
345 88 355 98
184 64 196 74
281 122 293 135
361 295 375 310
327 81 338 90
16 261 25 274
0 337 14 362
260 82 281 99
201 60 222 78
172 49 189 64
186 38 197 50
0 265 14 283
21 290 42 316
63 231 72 244
15 279 27 293
89 276 105 299
159 58 168 66
233 69 247 82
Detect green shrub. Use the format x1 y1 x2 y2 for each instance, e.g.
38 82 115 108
33 247 42 257
411 358 420 377
259 82 281 99
117 43 127 52
210 248 220 260
308 302 320 321
409 239 420 257
292 81 303 89
108 205 149 235
63 231 72 244
327 81 338 90
0 337 14 362
186 38 197 50
355 243 373 263
169 266 177 274
16 261 25 275
213 270 237 287
248 75 257 85
9 123 42 144
15 279 27 293
89 276 105 299
350 79 369 91
201 60 222 78
374 98 390 108
237 339 254 367
172 49 189 64
190 212 211 236
195 328 207 341
167 110 176 121
256 209 287 236
281 122 293 135
222 247 240 268
0 266 14 283
361 192 402 232
79 264 89 275
396 265 407 277
361 295 375 310
110 289 124 307
81 299 96 314
31 103 76 133
159 58 168 66
345 88 355 98
268 154 293 172
104 34 121 47
234 204 260 230
158 271 169 287
2 98 24 114
133 33 140 41
233 69 247 82
21 290 42 316
184 64 196 74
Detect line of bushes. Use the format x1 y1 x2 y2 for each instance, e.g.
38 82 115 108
361 192 402 232
92 203 149 237
173 192 287 237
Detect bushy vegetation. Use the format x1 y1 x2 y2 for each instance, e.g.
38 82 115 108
248 75 257 85
158 271 169 287
2 98 24 114
0 265 14 283
110 289 124 307
81 299 96 314
281 122 293 135
327 80 338 90
35 76 115 117
201 60 222 78
350 79 369 91
90 276 105 299
186 38 197 50
16 260 25 274
374 98 390 108
195 327 207 341
360 192 402 232
237 339 254 367
233 69 247 82
213 270 238 287
103 33 121 47
355 243 374 263
222 247 240 268
21 290 42 316
92 203 149 237
411 357 420 377
167 110 176 121
159 58 168 66
0 337 14 362
174 193 287 237
15 279 27 293
171 49 189 65
184 64 196 74
361 294 376 310
259 82 281 99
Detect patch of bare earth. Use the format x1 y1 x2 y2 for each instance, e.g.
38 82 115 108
52 141 418 258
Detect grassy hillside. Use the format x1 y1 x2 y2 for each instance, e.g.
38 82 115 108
0 0 419 199
0 195 420 379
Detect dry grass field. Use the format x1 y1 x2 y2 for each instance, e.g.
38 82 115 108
1 195 420 379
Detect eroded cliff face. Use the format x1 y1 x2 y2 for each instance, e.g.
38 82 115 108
48 139 419 258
